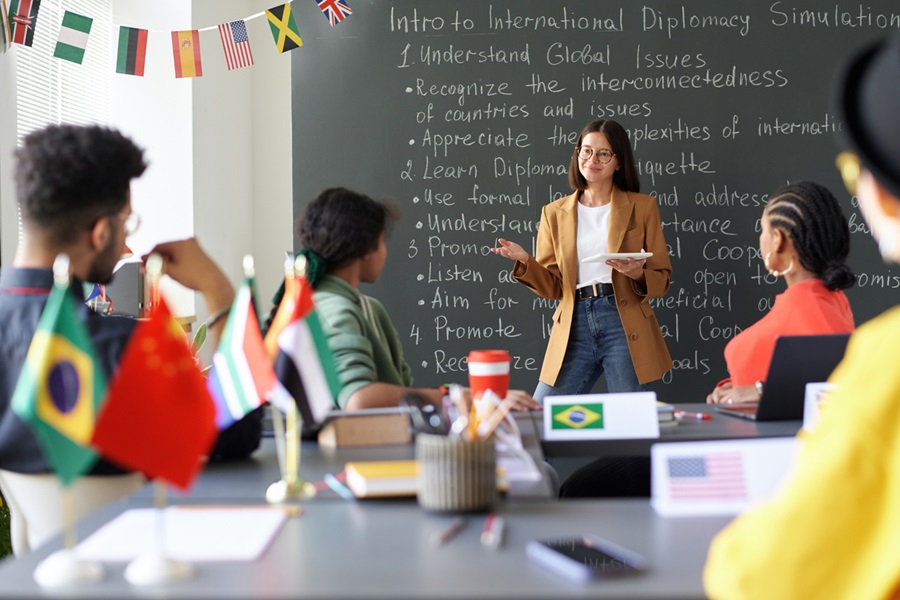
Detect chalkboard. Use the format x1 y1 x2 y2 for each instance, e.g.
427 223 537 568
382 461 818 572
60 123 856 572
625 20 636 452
291 0 900 404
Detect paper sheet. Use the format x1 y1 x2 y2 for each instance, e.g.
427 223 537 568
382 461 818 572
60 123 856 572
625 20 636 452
76 506 287 562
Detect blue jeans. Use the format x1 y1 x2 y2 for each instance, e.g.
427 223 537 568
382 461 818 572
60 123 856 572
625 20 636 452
534 295 647 403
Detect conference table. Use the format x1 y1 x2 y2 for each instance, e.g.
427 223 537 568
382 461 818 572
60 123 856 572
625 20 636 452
0 407 797 599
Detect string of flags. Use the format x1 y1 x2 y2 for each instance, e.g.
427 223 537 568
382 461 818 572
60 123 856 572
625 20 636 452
0 0 353 77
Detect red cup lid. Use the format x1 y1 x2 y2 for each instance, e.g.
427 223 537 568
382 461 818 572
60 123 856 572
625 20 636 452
467 349 510 363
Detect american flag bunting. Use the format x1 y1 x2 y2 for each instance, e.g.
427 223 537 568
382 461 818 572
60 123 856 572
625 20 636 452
218 19 254 71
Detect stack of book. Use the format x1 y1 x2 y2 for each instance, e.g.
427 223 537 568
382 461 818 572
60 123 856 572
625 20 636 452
657 401 676 425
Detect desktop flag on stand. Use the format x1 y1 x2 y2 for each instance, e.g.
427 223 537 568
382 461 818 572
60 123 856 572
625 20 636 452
92 297 218 490
1 0 11 53
207 279 276 429
271 277 340 419
263 269 299 362
265 3 302 54
116 26 148 76
218 19 254 70
11 284 106 486
316 0 352 27
53 10 92 64
8 0 41 47
171 29 202 78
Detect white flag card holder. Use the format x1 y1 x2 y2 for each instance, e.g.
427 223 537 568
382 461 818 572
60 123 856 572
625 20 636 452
803 382 834 433
650 437 799 517
543 392 660 441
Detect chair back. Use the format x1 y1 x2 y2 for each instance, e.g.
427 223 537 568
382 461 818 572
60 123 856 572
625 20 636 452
0 469 144 555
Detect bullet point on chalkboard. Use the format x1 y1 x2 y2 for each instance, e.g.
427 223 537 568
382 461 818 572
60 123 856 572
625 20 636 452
417 275 424 281
416 222 423 229
413 197 420 203
409 139 415 145
418 300 425 306
421 361 428 368
405 87 412 93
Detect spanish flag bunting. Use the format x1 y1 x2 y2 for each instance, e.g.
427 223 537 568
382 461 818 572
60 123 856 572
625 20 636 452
171 29 202 78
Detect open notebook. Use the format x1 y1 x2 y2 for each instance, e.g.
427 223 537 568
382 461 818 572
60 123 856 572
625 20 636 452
715 333 850 421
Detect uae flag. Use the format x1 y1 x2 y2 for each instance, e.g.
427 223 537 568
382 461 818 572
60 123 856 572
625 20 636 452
270 278 340 425
53 11 92 64
8 0 41 47
207 279 276 429
116 26 147 76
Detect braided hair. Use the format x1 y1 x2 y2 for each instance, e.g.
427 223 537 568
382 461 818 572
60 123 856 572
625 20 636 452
764 181 856 290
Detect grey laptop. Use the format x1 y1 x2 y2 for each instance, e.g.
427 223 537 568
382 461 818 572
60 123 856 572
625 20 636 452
715 333 850 421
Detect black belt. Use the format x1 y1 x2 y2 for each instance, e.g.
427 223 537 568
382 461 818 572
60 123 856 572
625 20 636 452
576 282 614 300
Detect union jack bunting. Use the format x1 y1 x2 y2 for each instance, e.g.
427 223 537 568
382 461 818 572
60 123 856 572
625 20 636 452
316 0 351 27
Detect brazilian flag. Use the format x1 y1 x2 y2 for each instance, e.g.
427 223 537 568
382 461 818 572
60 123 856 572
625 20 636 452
552 403 604 430
12 284 106 486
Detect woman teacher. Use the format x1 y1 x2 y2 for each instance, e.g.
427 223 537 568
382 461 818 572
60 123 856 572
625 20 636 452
492 119 672 402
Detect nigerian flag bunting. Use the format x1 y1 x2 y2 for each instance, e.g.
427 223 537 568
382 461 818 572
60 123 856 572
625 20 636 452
11 282 106 486
207 278 276 429
53 10 92 64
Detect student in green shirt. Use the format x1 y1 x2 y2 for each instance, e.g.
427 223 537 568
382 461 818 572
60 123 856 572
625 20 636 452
271 187 540 412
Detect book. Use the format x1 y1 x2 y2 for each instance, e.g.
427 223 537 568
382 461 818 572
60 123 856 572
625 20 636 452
344 460 419 498
657 401 675 423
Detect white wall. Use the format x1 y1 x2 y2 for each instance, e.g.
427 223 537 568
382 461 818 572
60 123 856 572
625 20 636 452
0 0 292 335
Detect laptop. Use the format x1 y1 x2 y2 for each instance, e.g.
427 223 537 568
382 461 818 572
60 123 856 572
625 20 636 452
715 333 850 421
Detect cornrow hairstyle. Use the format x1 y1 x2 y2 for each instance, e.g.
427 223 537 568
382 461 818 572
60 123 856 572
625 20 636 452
764 181 856 290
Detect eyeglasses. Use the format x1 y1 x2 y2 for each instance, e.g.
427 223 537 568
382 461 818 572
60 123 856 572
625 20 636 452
117 211 141 237
577 147 615 164
835 151 860 196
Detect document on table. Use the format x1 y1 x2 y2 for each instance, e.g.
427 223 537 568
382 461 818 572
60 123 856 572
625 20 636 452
76 506 287 562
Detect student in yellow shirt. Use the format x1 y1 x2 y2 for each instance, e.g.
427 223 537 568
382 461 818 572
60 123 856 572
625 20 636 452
704 33 900 599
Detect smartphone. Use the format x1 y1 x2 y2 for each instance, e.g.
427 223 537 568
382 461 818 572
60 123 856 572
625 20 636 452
526 535 648 582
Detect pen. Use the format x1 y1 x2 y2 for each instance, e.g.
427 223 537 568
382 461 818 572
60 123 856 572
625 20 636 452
480 514 505 550
431 516 467 547
673 409 713 421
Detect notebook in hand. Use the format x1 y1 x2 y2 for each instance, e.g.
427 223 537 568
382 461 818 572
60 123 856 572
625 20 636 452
715 333 850 422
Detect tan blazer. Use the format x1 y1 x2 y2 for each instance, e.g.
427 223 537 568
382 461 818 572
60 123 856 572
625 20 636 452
514 189 673 386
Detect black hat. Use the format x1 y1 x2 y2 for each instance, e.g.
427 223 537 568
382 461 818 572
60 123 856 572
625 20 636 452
836 33 900 199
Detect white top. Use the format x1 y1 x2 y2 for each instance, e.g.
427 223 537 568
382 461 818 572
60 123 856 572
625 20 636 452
576 202 612 287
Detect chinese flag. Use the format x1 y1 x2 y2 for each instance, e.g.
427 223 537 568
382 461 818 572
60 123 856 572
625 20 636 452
91 298 217 490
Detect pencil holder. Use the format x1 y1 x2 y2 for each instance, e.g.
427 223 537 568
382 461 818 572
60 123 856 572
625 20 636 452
416 433 497 513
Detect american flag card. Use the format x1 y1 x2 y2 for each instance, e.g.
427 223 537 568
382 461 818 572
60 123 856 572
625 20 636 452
316 0 352 27
218 19 254 70
651 438 798 516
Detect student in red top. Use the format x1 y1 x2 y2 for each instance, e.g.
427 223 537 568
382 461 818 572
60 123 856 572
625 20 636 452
707 181 856 406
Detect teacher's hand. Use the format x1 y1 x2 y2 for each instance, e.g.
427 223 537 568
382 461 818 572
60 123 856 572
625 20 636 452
606 255 647 281
491 238 530 263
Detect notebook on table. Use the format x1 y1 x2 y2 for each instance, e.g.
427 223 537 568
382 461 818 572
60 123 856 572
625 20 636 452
715 333 851 422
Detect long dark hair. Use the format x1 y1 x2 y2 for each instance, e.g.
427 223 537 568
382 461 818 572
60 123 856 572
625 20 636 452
568 119 640 193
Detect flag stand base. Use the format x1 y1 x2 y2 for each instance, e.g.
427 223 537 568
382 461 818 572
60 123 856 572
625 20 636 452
124 551 192 586
33 549 104 587
265 478 316 504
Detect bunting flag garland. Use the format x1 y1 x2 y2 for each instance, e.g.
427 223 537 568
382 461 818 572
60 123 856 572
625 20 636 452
8 0 41 47
207 279 276 429
218 19 253 71
11 284 107 487
316 0 352 27
53 11 92 64
91 297 218 490
116 25 148 76
0 0 11 53
265 3 302 54
171 29 202 78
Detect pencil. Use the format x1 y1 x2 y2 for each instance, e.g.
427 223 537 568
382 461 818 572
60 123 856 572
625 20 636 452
480 514 505 550
431 516 467 547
